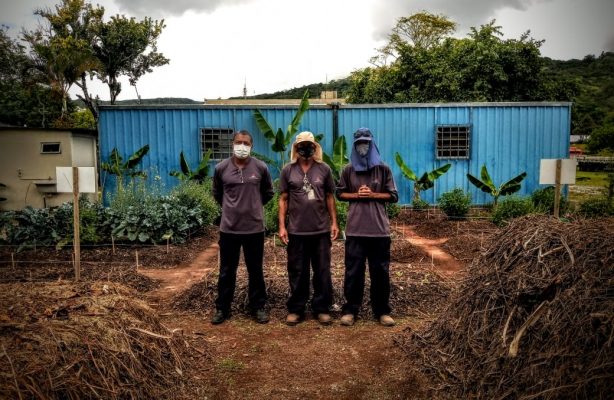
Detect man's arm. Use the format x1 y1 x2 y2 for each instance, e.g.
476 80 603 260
278 192 289 244
212 166 224 205
326 192 339 240
260 165 274 205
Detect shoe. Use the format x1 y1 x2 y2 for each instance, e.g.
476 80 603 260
340 314 355 326
317 313 332 325
210 310 228 325
286 313 302 326
254 308 270 324
379 314 395 326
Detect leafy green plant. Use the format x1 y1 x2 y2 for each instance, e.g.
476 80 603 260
491 196 535 226
101 145 150 191
322 135 349 182
170 180 220 226
170 149 213 182
531 186 569 215
253 90 310 173
385 202 401 219
578 197 613 218
467 165 527 206
394 152 451 203
412 198 430 210
438 188 471 220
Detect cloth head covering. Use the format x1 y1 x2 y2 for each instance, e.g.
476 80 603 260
290 131 323 163
350 127 382 171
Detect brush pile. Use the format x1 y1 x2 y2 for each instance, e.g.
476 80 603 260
0 281 192 399
396 216 614 399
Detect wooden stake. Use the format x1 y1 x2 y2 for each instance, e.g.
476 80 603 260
72 167 81 281
554 159 562 218
273 234 277 267
135 250 139 271
111 236 115 255
11 253 15 269
166 238 170 254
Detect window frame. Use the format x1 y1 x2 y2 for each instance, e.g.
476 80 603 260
435 124 471 160
199 127 234 161
40 142 62 154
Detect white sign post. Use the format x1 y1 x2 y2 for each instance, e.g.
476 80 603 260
56 167 96 281
539 159 576 218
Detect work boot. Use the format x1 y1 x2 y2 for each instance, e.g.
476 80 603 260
210 310 228 325
340 314 355 326
379 314 395 327
254 308 270 324
286 313 302 326
317 313 332 325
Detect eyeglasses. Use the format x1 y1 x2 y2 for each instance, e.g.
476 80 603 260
353 129 372 139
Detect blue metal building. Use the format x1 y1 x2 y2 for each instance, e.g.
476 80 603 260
98 102 571 205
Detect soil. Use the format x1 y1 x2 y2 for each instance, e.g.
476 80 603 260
0 212 495 399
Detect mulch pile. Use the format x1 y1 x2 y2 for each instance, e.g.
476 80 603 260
172 239 453 319
0 281 205 399
396 215 614 399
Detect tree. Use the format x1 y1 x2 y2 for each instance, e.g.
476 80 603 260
586 124 614 154
100 145 150 191
395 152 451 203
93 15 168 104
252 90 310 173
170 150 213 182
467 165 527 205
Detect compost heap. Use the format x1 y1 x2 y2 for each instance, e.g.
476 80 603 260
0 281 191 399
397 215 614 399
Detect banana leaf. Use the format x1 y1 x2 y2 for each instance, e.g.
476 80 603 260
480 164 495 189
467 173 495 194
500 172 527 194
287 90 310 141
179 151 191 175
253 110 276 141
394 152 417 181
272 128 286 152
125 145 150 169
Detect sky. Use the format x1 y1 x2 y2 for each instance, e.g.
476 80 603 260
1 0 612 102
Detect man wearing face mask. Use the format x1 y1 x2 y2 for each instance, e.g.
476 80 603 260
211 130 274 324
336 127 398 327
279 131 339 326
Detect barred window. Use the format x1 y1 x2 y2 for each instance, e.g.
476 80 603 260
436 125 470 159
200 128 234 160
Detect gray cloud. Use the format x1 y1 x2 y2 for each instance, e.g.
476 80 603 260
371 0 551 40
113 0 257 18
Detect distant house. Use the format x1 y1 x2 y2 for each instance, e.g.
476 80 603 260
0 127 98 210
98 102 571 205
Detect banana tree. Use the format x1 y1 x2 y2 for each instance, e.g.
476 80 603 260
170 149 213 182
101 144 150 190
253 90 310 173
467 164 527 205
322 135 348 182
395 152 451 203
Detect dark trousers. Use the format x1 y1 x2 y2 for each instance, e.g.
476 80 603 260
286 232 333 315
342 236 392 317
215 231 266 315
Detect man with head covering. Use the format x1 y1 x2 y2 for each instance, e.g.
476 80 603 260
279 131 339 326
336 127 398 326
211 130 274 325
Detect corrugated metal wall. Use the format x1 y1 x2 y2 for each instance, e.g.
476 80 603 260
98 103 570 205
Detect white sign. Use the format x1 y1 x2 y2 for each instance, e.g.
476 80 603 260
539 159 576 185
56 167 96 193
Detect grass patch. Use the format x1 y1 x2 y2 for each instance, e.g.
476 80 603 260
217 357 245 372
575 171 610 187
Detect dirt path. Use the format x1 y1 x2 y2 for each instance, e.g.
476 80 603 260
138 243 218 301
394 224 461 273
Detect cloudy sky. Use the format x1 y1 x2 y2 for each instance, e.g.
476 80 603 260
1 0 612 101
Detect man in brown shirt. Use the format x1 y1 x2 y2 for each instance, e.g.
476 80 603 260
279 131 339 325
336 128 398 326
211 130 274 324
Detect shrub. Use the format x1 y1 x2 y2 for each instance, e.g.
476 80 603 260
385 202 401 220
171 180 220 226
438 188 471 220
578 197 613 218
491 196 535 226
413 198 430 210
531 186 569 214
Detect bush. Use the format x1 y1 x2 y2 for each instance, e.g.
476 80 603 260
438 188 471 220
171 180 220 226
385 202 401 219
531 186 569 214
413 198 430 210
578 197 613 218
491 196 535 226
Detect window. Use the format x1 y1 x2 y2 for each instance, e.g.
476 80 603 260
40 142 61 154
200 128 234 160
436 125 470 159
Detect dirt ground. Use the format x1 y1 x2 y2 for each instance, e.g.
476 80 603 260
0 212 496 399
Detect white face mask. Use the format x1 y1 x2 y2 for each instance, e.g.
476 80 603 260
355 143 370 156
233 143 251 159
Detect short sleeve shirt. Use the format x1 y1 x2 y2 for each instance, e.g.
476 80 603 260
336 164 398 237
279 162 335 235
212 157 274 234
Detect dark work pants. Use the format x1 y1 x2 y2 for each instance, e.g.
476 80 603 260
342 236 392 317
286 232 333 315
215 231 266 315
